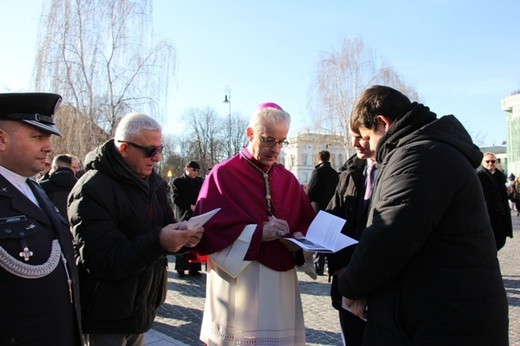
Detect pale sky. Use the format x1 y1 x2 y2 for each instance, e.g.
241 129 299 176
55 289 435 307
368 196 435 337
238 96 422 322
1 0 519 146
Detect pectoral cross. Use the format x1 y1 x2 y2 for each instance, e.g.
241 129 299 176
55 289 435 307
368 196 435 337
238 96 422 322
19 246 33 261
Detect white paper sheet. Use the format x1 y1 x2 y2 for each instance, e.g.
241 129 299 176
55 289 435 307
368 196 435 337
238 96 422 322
281 210 358 253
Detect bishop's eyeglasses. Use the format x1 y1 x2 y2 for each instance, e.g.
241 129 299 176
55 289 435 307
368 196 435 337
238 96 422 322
256 133 289 148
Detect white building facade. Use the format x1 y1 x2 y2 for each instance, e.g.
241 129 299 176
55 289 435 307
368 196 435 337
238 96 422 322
502 93 520 176
279 130 350 185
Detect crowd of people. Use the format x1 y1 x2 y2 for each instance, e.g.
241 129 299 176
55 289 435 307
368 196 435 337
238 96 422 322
0 87 512 346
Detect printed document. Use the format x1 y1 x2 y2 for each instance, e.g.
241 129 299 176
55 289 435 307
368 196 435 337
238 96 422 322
281 210 357 253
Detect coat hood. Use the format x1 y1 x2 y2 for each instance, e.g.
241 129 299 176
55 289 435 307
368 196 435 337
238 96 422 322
376 103 483 168
47 167 77 188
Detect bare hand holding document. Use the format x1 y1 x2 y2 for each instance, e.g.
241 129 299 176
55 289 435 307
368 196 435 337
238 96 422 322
280 211 357 253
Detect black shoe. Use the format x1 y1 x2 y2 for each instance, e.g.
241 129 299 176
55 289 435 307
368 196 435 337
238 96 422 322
177 271 185 278
189 270 201 277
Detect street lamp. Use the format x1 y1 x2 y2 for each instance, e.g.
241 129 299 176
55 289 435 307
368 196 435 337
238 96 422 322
223 85 232 156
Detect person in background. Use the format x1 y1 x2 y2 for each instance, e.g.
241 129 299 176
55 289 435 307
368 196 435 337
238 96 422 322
68 112 204 346
477 152 513 250
196 102 315 345
306 150 339 275
0 92 83 345
172 160 204 277
339 85 508 345
507 173 515 211
513 176 520 216
39 153 79 218
325 125 378 346
70 155 80 176
35 160 52 181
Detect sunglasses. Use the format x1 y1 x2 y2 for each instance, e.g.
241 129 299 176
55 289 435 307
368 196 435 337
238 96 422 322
485 160 496 164
119 140 164 157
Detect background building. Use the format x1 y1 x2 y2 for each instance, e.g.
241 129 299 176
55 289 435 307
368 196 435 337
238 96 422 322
280 130 347 185
503 93 520 177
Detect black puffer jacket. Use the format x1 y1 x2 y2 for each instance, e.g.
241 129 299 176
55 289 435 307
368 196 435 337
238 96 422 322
39 167 77 218
68 139 173 333
339 104 509 345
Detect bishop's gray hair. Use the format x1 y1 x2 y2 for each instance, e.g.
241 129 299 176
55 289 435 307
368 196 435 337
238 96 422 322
248 104 291 132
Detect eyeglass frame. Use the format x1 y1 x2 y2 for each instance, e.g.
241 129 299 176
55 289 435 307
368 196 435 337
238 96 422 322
485 160 496 164
255 132 289 148
118 140 164 157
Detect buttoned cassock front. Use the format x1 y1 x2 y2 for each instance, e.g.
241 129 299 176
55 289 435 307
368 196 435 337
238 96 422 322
0 174 83 345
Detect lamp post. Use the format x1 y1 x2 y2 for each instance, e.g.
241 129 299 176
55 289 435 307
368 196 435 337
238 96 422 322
223 85 232 157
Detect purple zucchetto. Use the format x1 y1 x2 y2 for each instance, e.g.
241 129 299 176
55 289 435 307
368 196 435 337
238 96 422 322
255 102 283 112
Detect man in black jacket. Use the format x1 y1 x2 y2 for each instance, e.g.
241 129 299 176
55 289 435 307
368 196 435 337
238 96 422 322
306 150 338 275
477 152 513 250
172 160 204 277
326 125 378 345
0 93 83 345
68 112 204 345
339 85 508 345
40 153 78 218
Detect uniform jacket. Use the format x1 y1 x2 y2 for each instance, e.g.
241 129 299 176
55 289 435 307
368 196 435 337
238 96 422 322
306 161 339 212
68 139 173 334
172 172 203 221
339 103 509 345
0 175 83 345
477 167 513 249
39 167 78 218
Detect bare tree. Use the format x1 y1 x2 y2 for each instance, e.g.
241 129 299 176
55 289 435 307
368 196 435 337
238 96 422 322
229 113 249 157
35 0 175 160
308 36 418 156
181 106 225 170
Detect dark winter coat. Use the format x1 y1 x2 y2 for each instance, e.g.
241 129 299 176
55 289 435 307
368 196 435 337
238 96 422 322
172 172 203 222
68 139 174 334
39 167 77 218
325 155 367 309
306 161 339 212
339 103 509 345
477 167 513 250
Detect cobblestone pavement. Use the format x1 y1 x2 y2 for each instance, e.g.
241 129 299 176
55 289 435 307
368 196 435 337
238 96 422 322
152 210 520 345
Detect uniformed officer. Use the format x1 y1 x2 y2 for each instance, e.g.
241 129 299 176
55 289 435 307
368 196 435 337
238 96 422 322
0 93 84 345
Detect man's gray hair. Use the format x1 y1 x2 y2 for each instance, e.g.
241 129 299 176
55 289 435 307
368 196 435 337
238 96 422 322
114 113 162 144
248 106 291 132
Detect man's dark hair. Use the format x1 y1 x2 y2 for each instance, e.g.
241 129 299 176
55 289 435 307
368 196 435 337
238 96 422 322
318 150 330 162
53 154 72 167
350 85 412 132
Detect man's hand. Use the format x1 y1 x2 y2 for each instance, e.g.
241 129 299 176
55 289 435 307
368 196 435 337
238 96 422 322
262 216 290 242
280 231 305 252
159 223 204 253
343 296 368 320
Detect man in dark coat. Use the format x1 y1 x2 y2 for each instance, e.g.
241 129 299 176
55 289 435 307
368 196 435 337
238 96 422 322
172 160 204 277
0 93 84 345
339 85 509 345
326 123 379 345
306 150 339 275
68 112 204 345
477 152 513 250
40 153 78 218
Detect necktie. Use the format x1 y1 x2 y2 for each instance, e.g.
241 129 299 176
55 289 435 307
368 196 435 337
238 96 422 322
364 161 376 201
22 179 40 207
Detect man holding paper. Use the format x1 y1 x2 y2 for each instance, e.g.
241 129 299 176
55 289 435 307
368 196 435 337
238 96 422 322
69 113 204 345
195 102 315 346
339 86 508 345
